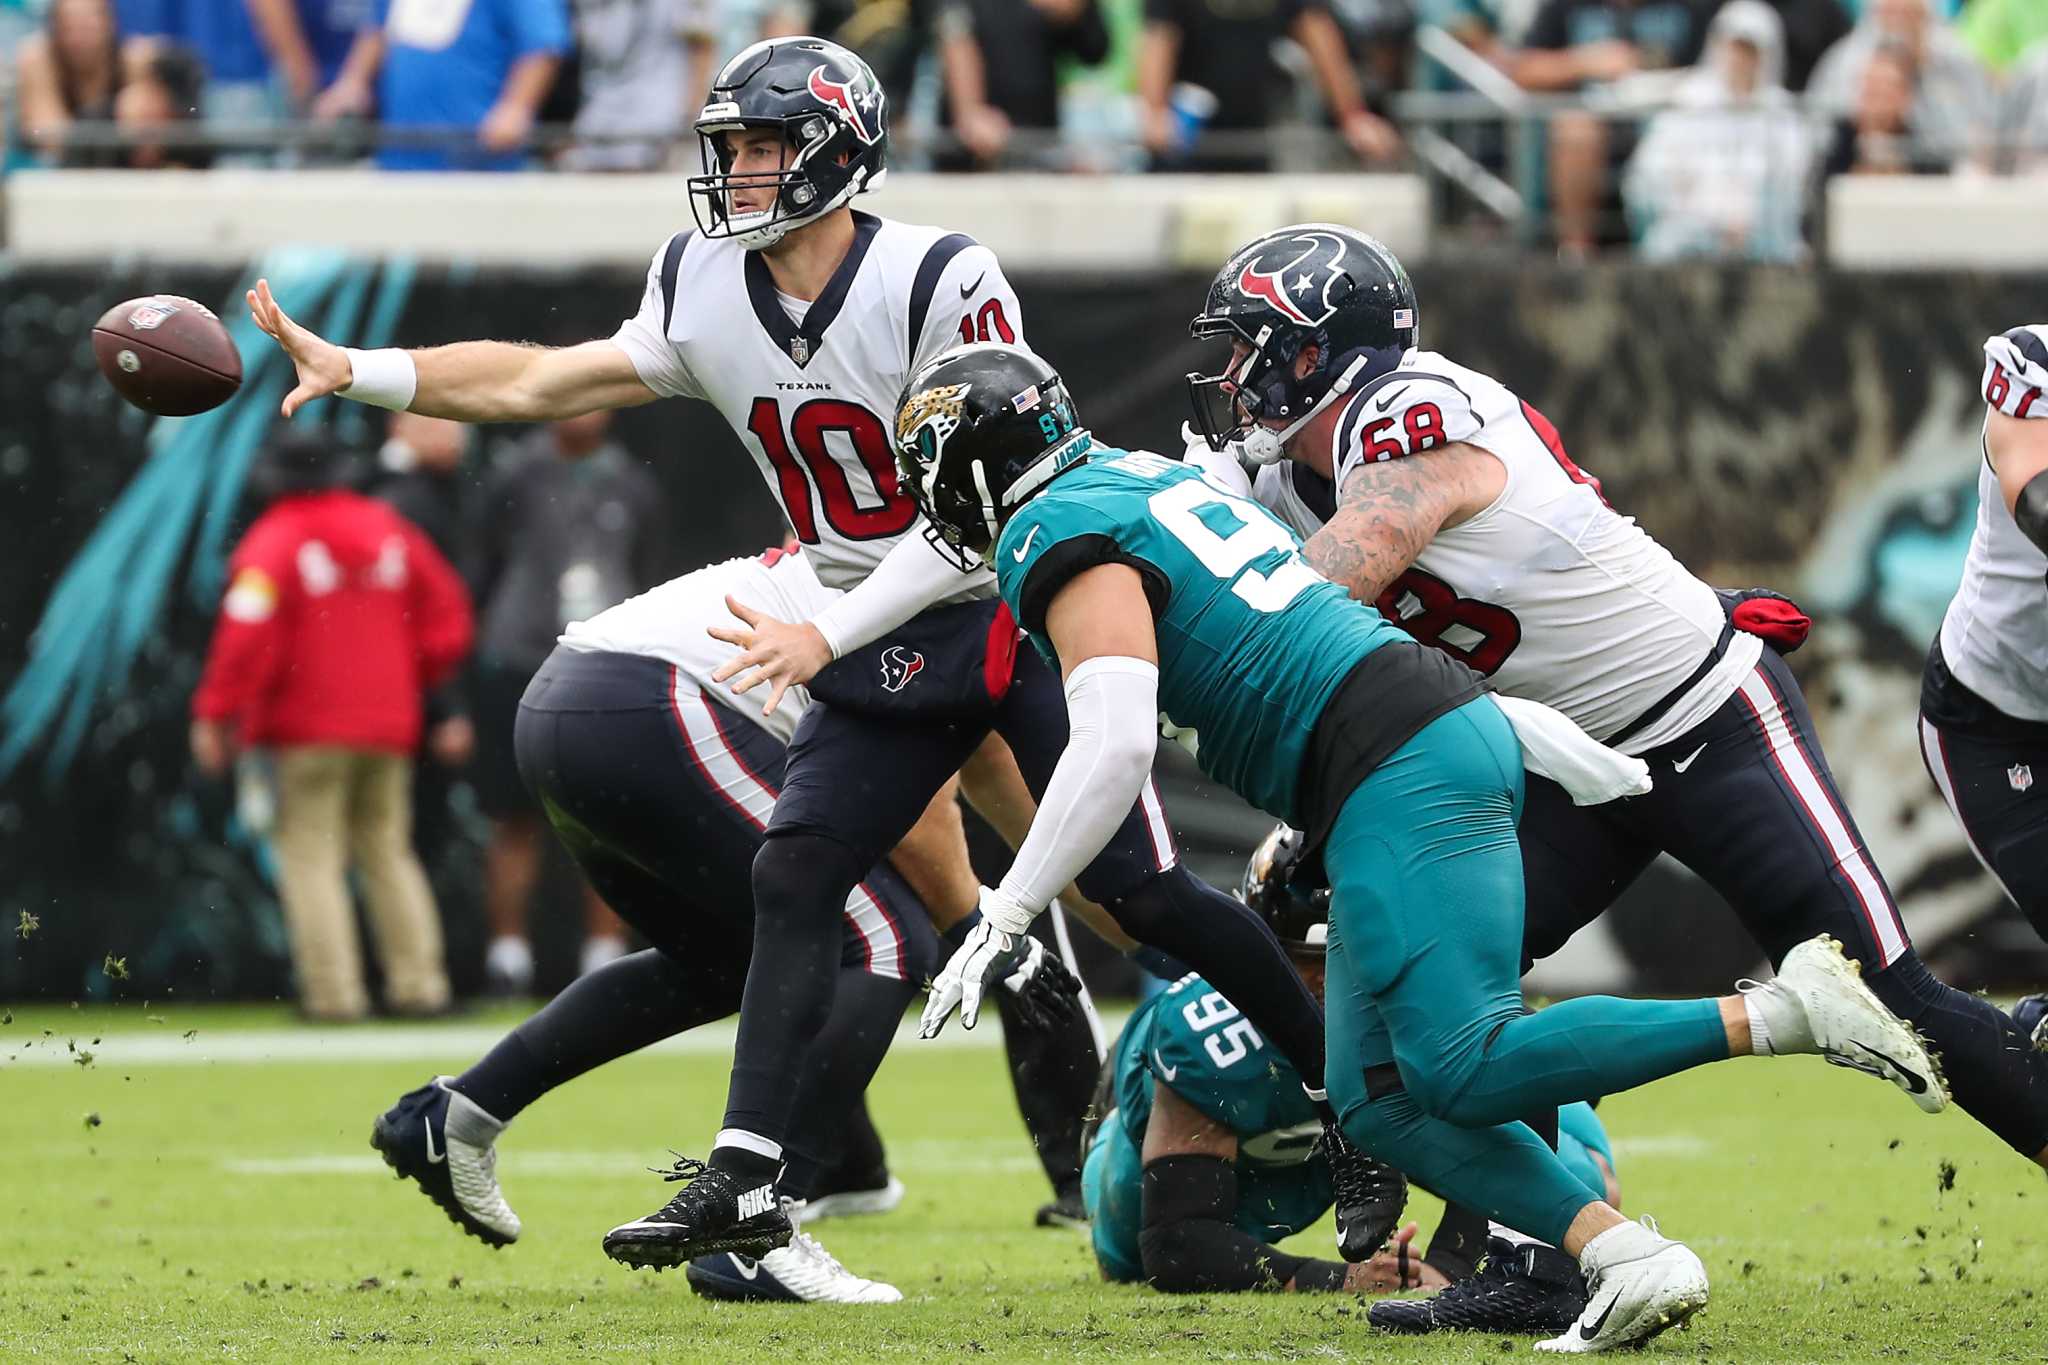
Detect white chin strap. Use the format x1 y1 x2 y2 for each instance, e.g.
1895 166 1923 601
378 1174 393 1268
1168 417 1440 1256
1224 354 1374 468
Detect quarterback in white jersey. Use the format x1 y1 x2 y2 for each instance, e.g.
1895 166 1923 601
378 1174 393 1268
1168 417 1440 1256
1919 326 2048 1013
607 185 1017 603
1185 224 2048 1185
250 34 1338 1279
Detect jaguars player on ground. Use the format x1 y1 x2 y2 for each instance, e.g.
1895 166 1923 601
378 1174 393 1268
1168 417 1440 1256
1182 224 2048 1178
1084 822 1616 1335
1920 326 2048 1043
249 35 1346 1272
902 341 1944 1354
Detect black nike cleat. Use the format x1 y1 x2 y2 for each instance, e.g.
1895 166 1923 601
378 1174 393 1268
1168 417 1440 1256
2015 994 2048 1051
370 1077 519 1247
1320 1123 1408 1261
1034 1181 1088 1230
1372 1236 1587 1335
603 1154 792 1270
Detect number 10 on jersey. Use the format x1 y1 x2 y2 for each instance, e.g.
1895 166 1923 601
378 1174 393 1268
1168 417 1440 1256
747 397 915 543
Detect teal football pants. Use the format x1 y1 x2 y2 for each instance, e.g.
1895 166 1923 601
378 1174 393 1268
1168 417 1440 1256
1324 697 1727 1245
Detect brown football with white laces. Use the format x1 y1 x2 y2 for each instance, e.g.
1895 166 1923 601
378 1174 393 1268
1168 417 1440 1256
92 294 243 416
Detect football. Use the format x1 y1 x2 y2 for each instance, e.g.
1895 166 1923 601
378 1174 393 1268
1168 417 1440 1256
91 294 243 416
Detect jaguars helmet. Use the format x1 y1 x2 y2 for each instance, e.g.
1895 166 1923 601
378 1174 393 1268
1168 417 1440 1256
1240 824 1329 954
690 37 889 250
894 342 1089 569
1186 224 1418 464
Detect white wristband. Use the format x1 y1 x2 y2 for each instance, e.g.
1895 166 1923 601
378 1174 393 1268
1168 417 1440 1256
340 347 418 411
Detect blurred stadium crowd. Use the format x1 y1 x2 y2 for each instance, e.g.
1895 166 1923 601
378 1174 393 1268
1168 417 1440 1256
0 0 2045 254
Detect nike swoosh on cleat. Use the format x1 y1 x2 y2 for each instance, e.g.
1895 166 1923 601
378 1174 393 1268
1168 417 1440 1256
1579 1289 1621 1341
1673 743 1708 774
960 271 986 299
730 1254 760 1281
1843 1040 1929 1094
423 1117 444 1165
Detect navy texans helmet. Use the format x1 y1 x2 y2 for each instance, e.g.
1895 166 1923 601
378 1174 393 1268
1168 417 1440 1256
894 342 1089 569
1186 224 1418 464
1239 824 1329 954
690 37 890 250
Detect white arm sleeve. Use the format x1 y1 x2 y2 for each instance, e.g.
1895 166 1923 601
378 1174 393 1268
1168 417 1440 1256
809 528 994 658
994 656 1160 916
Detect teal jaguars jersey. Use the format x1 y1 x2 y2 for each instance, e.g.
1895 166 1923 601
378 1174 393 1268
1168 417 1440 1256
992 450 1416 825
1082 974 1333 1281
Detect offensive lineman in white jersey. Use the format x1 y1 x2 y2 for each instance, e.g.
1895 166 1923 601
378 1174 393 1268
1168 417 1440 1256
1179 225 2048 1239
249 37 1359 1274
1920 326 2048 1044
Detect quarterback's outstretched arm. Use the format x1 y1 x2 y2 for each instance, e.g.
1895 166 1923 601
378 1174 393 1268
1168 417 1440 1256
247 278 658 422
1986 409 2048 555
918 564 1159 1035
1301 442 1502 602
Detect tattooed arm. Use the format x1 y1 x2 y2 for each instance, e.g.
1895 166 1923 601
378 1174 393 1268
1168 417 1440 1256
1301 444 1505 602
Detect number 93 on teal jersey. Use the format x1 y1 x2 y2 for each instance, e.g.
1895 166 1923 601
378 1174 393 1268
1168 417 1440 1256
991 449 1416 826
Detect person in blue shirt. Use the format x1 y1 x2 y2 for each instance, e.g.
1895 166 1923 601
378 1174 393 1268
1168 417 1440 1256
1084 821 1616 1330
245 0 378 109
313 0 568 170
900 341 1944 1354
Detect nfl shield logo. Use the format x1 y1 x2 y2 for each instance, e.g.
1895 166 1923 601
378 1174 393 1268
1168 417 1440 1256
2011 764 2035 794
789 337 810 365
128 300 180 330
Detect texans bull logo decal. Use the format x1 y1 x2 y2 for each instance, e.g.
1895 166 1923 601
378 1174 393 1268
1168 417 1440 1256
879 646 925 693
1233 230 1352 329
808 64 880 145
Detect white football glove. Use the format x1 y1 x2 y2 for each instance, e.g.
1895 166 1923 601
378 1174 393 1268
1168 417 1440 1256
919 888 1042 1038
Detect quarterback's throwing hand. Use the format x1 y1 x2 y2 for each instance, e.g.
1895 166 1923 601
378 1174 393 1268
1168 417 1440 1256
919 920 1046 1038
708 595 832 718
245 279 351 418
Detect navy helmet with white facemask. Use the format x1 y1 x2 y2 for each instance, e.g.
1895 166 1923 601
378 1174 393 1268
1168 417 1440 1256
1186 225 1418 466
689 37 890 251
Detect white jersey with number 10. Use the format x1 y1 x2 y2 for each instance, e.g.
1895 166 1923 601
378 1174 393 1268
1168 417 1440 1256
609 211 1023 596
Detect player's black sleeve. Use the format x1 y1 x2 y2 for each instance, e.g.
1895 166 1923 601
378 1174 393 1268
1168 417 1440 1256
1016 534 1170 635
1138 1155 1348 1293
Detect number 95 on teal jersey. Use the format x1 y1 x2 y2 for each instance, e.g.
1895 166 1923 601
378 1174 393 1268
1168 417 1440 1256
992 450 1413 826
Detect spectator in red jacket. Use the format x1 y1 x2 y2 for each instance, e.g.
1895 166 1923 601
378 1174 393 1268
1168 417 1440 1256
191 428 474 1021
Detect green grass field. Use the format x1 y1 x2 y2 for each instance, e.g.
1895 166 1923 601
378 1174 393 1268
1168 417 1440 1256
2 1001 2043 1363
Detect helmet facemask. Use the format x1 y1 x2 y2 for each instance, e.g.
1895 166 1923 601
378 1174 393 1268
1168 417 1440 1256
690 113 876 251
1186 316 1356 467
895 382 989 572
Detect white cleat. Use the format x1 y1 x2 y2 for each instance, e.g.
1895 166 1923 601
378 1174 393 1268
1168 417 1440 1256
685 1199 903 1304
1744 935 1948 1113
798 1176 907 1224
1536 1217 1707 1354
